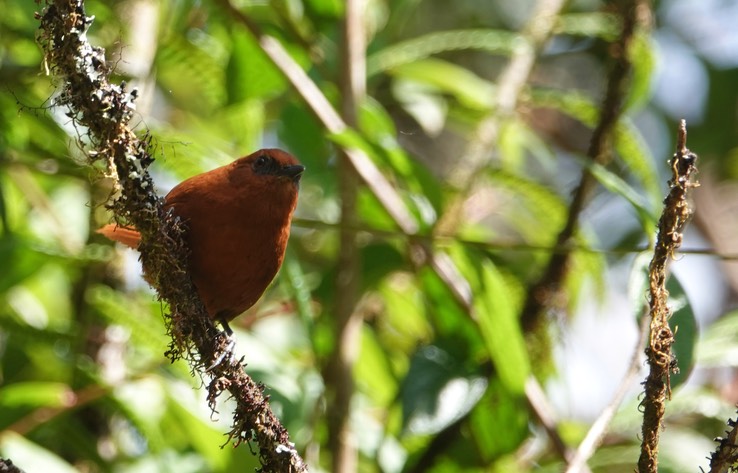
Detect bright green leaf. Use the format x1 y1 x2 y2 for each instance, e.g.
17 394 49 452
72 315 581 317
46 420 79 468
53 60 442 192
368 29 522 76
226 29 287 104
0 382 72 409
555 13 620 40
625 32 657 112
474 259 530 394
388 58 496 111
0 432 80 473
576 156 658 232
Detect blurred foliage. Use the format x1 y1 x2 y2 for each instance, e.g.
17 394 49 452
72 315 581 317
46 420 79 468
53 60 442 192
1 0 736 472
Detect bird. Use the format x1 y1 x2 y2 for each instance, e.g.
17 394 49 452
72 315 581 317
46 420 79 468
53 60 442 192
98 148 305 334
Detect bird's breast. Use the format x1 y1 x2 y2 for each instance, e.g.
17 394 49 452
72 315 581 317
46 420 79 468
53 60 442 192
172 198 293 322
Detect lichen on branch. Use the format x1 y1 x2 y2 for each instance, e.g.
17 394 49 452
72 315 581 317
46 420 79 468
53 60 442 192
35 1 307 470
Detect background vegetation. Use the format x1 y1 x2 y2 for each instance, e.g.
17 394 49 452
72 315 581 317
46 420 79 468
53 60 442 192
1 0 738 472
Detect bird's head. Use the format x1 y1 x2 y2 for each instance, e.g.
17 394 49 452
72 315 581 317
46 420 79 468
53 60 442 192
231 148 305 189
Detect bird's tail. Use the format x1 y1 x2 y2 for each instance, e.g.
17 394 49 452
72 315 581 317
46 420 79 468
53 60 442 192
97 224 141 249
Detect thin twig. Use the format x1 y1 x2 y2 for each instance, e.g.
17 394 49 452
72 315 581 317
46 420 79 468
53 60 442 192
36 2 307 471
565 313 650 473
638 120 699 473
293 217 734 259
525 377 590 472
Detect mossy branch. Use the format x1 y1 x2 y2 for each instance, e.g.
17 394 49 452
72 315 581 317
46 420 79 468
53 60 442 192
709 409 738 473
638 119 699 473
35 1 307 471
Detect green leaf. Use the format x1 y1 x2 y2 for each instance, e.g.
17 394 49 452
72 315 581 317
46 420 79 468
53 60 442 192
0 382 72 409
86 285 170 355
529 88 599 127
615 120 661 210
391 79 448 135
226 28 287 104
666 274 697 390
0 432 80 473
328 128 438 229
388 58 496 111
163 386 232 470
278 102 331 169
355 187 400 232
529 88 661 210
469 378 529 460
305 0 343 17
487 170 567 246
698 309 738 367
449 246 530 394
417 266 486 358
359 98 444 220
576 156 658 232
565 235 608 310
357 327 399 407
368 29 521 76
156 32 225 111
401 345 487 435
0 235 48 292
625 32 656 112
474 260 530 394
283 248 317 339
555 13 620 40
327 128 377 158
378 273 432 356
498 119 556 171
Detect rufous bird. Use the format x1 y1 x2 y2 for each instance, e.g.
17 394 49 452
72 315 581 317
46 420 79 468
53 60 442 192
98 149 305 334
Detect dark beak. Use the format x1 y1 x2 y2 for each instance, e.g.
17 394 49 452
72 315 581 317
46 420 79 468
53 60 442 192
281 164 305 183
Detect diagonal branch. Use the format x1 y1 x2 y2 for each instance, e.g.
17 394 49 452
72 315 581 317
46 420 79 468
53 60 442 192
214 0 417 236
213 0 478 320
565 314 650 473
434 0 567 237
519 0 647 334
36 1 306 471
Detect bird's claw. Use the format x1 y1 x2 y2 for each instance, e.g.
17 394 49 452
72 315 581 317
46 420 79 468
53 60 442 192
205 335 236 372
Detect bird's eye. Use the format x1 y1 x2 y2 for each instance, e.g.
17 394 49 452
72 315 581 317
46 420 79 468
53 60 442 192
255 155 268 168
252 154 276 175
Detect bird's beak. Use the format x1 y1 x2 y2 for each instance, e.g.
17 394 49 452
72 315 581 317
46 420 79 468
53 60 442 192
281 164 305 183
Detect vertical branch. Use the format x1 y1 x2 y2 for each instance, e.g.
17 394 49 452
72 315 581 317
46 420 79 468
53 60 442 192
327 1 366 471
519 0 647 334
638 120 699 473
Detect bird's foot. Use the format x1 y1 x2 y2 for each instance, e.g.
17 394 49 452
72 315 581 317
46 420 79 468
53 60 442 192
206 332 236 372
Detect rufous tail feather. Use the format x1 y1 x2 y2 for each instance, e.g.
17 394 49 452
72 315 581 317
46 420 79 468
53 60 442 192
97 224 141 249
